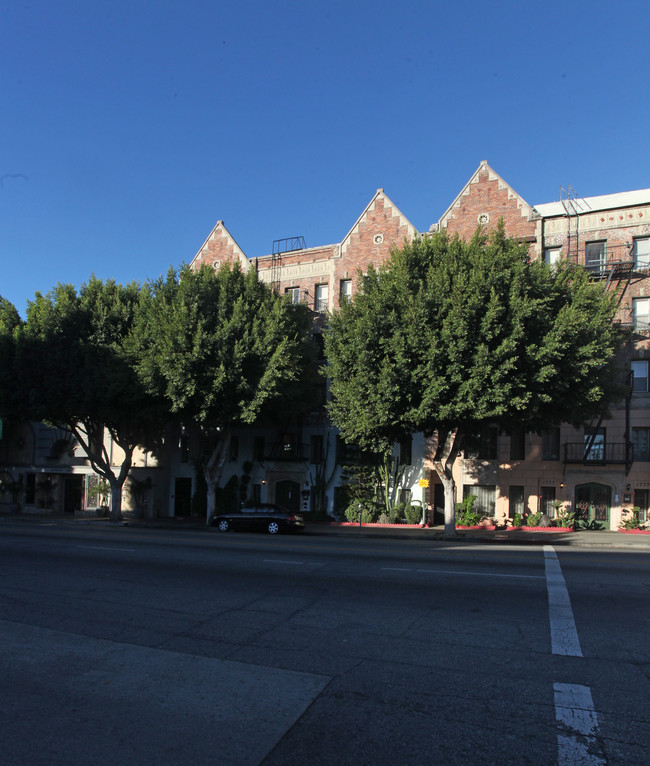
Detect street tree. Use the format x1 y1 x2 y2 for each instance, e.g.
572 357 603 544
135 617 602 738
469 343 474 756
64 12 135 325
5 278 165 521
324 225 624 536
133 263 317 524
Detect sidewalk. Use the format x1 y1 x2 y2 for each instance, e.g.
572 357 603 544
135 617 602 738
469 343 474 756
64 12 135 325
304 522 650 549
2 512 649 549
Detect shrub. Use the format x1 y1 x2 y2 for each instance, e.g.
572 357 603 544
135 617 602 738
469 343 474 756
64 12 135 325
525 512 542 527
404 503 423 524
455 495 486 526
619 507 645 530
512 512 523 527
345 501 379 523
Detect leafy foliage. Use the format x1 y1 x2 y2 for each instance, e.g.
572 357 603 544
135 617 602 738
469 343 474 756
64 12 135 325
324 225 624 534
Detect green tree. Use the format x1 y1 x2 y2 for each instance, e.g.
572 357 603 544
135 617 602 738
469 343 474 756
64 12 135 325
4 278 165 521
132 263 318 524
0 297 23 419
324 226 624 536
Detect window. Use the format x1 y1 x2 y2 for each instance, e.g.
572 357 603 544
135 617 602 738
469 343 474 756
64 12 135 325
584 427 605 461
585 241 606 274
314 283 329 312
339 279 352 302
180 434 190 463
632 360 649 392
282 433 296 457
634 237 650 270
229 435 239 461
632 427 650 461
509 429 526 461
544 248 561 267
285 286 300 304
540 486 556 516
465 426 498 460
253 436 265 462
634 489 648 523
633 298 650 331
463 484 496 516
310 434 323 464
509 486 525 518
542 428 560 461
399 436 412 466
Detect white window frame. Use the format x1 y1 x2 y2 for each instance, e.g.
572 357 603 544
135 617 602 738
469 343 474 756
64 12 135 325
633 298 650 331
339 279 352 302
544 248 561 267
285 286 300 304
634 237 650 270
632 360 649 392
314 283 329 312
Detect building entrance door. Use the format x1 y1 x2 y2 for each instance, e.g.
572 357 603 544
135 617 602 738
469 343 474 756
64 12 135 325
174 478 192 517
63 475 83 513
275 480 300 512
575 483 610 527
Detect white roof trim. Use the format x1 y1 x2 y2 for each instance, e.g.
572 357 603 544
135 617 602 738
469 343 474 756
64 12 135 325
534 189 650 218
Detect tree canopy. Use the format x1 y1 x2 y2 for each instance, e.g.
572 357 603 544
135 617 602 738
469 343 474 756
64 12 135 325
1 278 165 520
324 225 624 535
132 263 318 522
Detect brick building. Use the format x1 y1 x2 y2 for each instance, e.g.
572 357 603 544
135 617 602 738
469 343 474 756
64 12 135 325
188 160 650 529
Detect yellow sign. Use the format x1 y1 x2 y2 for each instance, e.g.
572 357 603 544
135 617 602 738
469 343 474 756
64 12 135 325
418 479 429 488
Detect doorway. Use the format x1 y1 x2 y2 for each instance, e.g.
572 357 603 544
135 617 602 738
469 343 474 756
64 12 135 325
575 483 611 527
275 479 300 512
63 475 84 513
174 477 192 517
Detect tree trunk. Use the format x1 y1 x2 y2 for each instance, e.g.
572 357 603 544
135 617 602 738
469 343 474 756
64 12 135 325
203 431 228 525
108 476 124 522
431 428 464 538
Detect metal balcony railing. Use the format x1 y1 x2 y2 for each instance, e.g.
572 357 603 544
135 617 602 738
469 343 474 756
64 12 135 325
563 442 632 465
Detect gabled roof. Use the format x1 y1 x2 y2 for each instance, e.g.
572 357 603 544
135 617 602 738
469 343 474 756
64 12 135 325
534 189 650 218
190 220 250 272
436 160 536 230
340 188 418 255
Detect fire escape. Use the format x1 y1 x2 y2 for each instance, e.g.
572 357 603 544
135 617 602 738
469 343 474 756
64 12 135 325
271 236 306 294
559 187 636 475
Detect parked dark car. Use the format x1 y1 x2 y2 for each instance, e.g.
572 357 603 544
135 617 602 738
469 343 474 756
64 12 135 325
213 503 305 534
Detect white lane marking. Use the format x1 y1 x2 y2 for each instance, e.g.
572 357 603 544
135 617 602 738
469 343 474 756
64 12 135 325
381 567 412 572
77 546 135 552
554 683 605 765
544 545 582 657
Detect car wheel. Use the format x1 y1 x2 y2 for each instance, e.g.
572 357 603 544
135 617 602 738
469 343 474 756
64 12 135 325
267 521 280 534
217 519 229 532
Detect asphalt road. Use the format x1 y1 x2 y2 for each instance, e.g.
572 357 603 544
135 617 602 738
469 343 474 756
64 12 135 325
0 522 648 765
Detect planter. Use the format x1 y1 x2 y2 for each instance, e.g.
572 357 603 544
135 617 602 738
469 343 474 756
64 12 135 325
509 526 573 532
456 525 496 530
617 528 650 534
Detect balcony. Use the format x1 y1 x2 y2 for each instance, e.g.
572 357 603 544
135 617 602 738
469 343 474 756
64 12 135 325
563 442 632 465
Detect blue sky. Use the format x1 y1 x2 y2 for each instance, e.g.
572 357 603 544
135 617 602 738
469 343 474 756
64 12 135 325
2 0 649 316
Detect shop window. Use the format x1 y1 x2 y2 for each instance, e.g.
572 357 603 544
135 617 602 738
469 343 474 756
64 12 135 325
463 484 496 516
634 488 648 523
